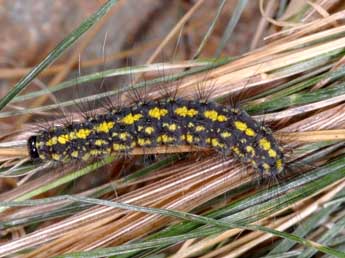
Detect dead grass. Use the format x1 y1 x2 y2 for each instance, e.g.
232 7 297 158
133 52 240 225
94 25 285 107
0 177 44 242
1 1 345 257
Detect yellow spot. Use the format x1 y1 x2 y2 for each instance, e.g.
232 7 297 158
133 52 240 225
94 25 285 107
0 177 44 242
82 153 90 161
262 163 270 171
245 128 256 137
188 122 194 128
113 143 127 151
69 132 76 140
168 124 177 131
71 151 79 158
158 134 175 143
122 113 142 124
251 160 257 167
95 121 115 133
76 129 91 139
113 144 120 151
195 125 205 132
189 109 198 117
137 138 152 146
52 153 61 160
231 146 243 157
57 134 69 144
234 121 247 131
220 131 231 138
175 106 198 117
276 159 283 170
246 146 255 156
95 139 106 146
137 125 143 132
163 123 177 131
211 138 224 148
119 132 129 141
186 134 193 143
144 127 155 135
90 149 101 156
175 106 188 117
206 138 211 144
204 110 218 121
46 136 57 146
268 149 277 158
204 110 227 122
148 107 168 119
138 138 144 145
259 138 271 151
217 115 227 122
240 138 247 143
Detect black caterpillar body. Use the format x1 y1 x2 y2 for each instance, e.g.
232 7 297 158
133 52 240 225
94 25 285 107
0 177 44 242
27 98 284 176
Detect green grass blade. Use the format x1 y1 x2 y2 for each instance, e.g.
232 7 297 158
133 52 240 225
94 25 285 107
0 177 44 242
114 154 345 258
298 215 345 258
246 82 345 114
268 194 343 255
0 154 178 227
193 0 227 59
11 62 209 103
2 193 344 257
0 60 229 118
0 0 119 111
215 0 248 57
0 156 116 213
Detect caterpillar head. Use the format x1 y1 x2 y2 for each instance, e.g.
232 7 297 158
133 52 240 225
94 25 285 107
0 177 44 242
27 135 40 161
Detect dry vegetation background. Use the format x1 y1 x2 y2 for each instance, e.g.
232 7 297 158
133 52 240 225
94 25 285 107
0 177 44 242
1 0 345 257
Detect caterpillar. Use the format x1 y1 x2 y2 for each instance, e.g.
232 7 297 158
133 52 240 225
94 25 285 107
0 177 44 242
27 97 285 176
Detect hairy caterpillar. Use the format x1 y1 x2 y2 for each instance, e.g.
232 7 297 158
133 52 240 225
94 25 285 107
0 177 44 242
27 97 284 176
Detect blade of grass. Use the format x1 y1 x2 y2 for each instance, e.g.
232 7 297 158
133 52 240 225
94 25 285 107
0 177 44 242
2 194 344 258
244 65 345 105
298 215 345 258
268 194 343 255
215 0 248 57
11 62 209 103
247 81 345 114
193 0 227 59
0 0 119 111
114 154 345 258
0 60 228 118
0 155 117 213
1 152 344 257
0 156 178 229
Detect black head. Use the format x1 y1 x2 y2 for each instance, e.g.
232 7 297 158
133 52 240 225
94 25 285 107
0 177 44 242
27 135 40 161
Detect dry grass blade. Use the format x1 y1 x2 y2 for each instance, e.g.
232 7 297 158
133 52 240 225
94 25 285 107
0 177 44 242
1 2 345 258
